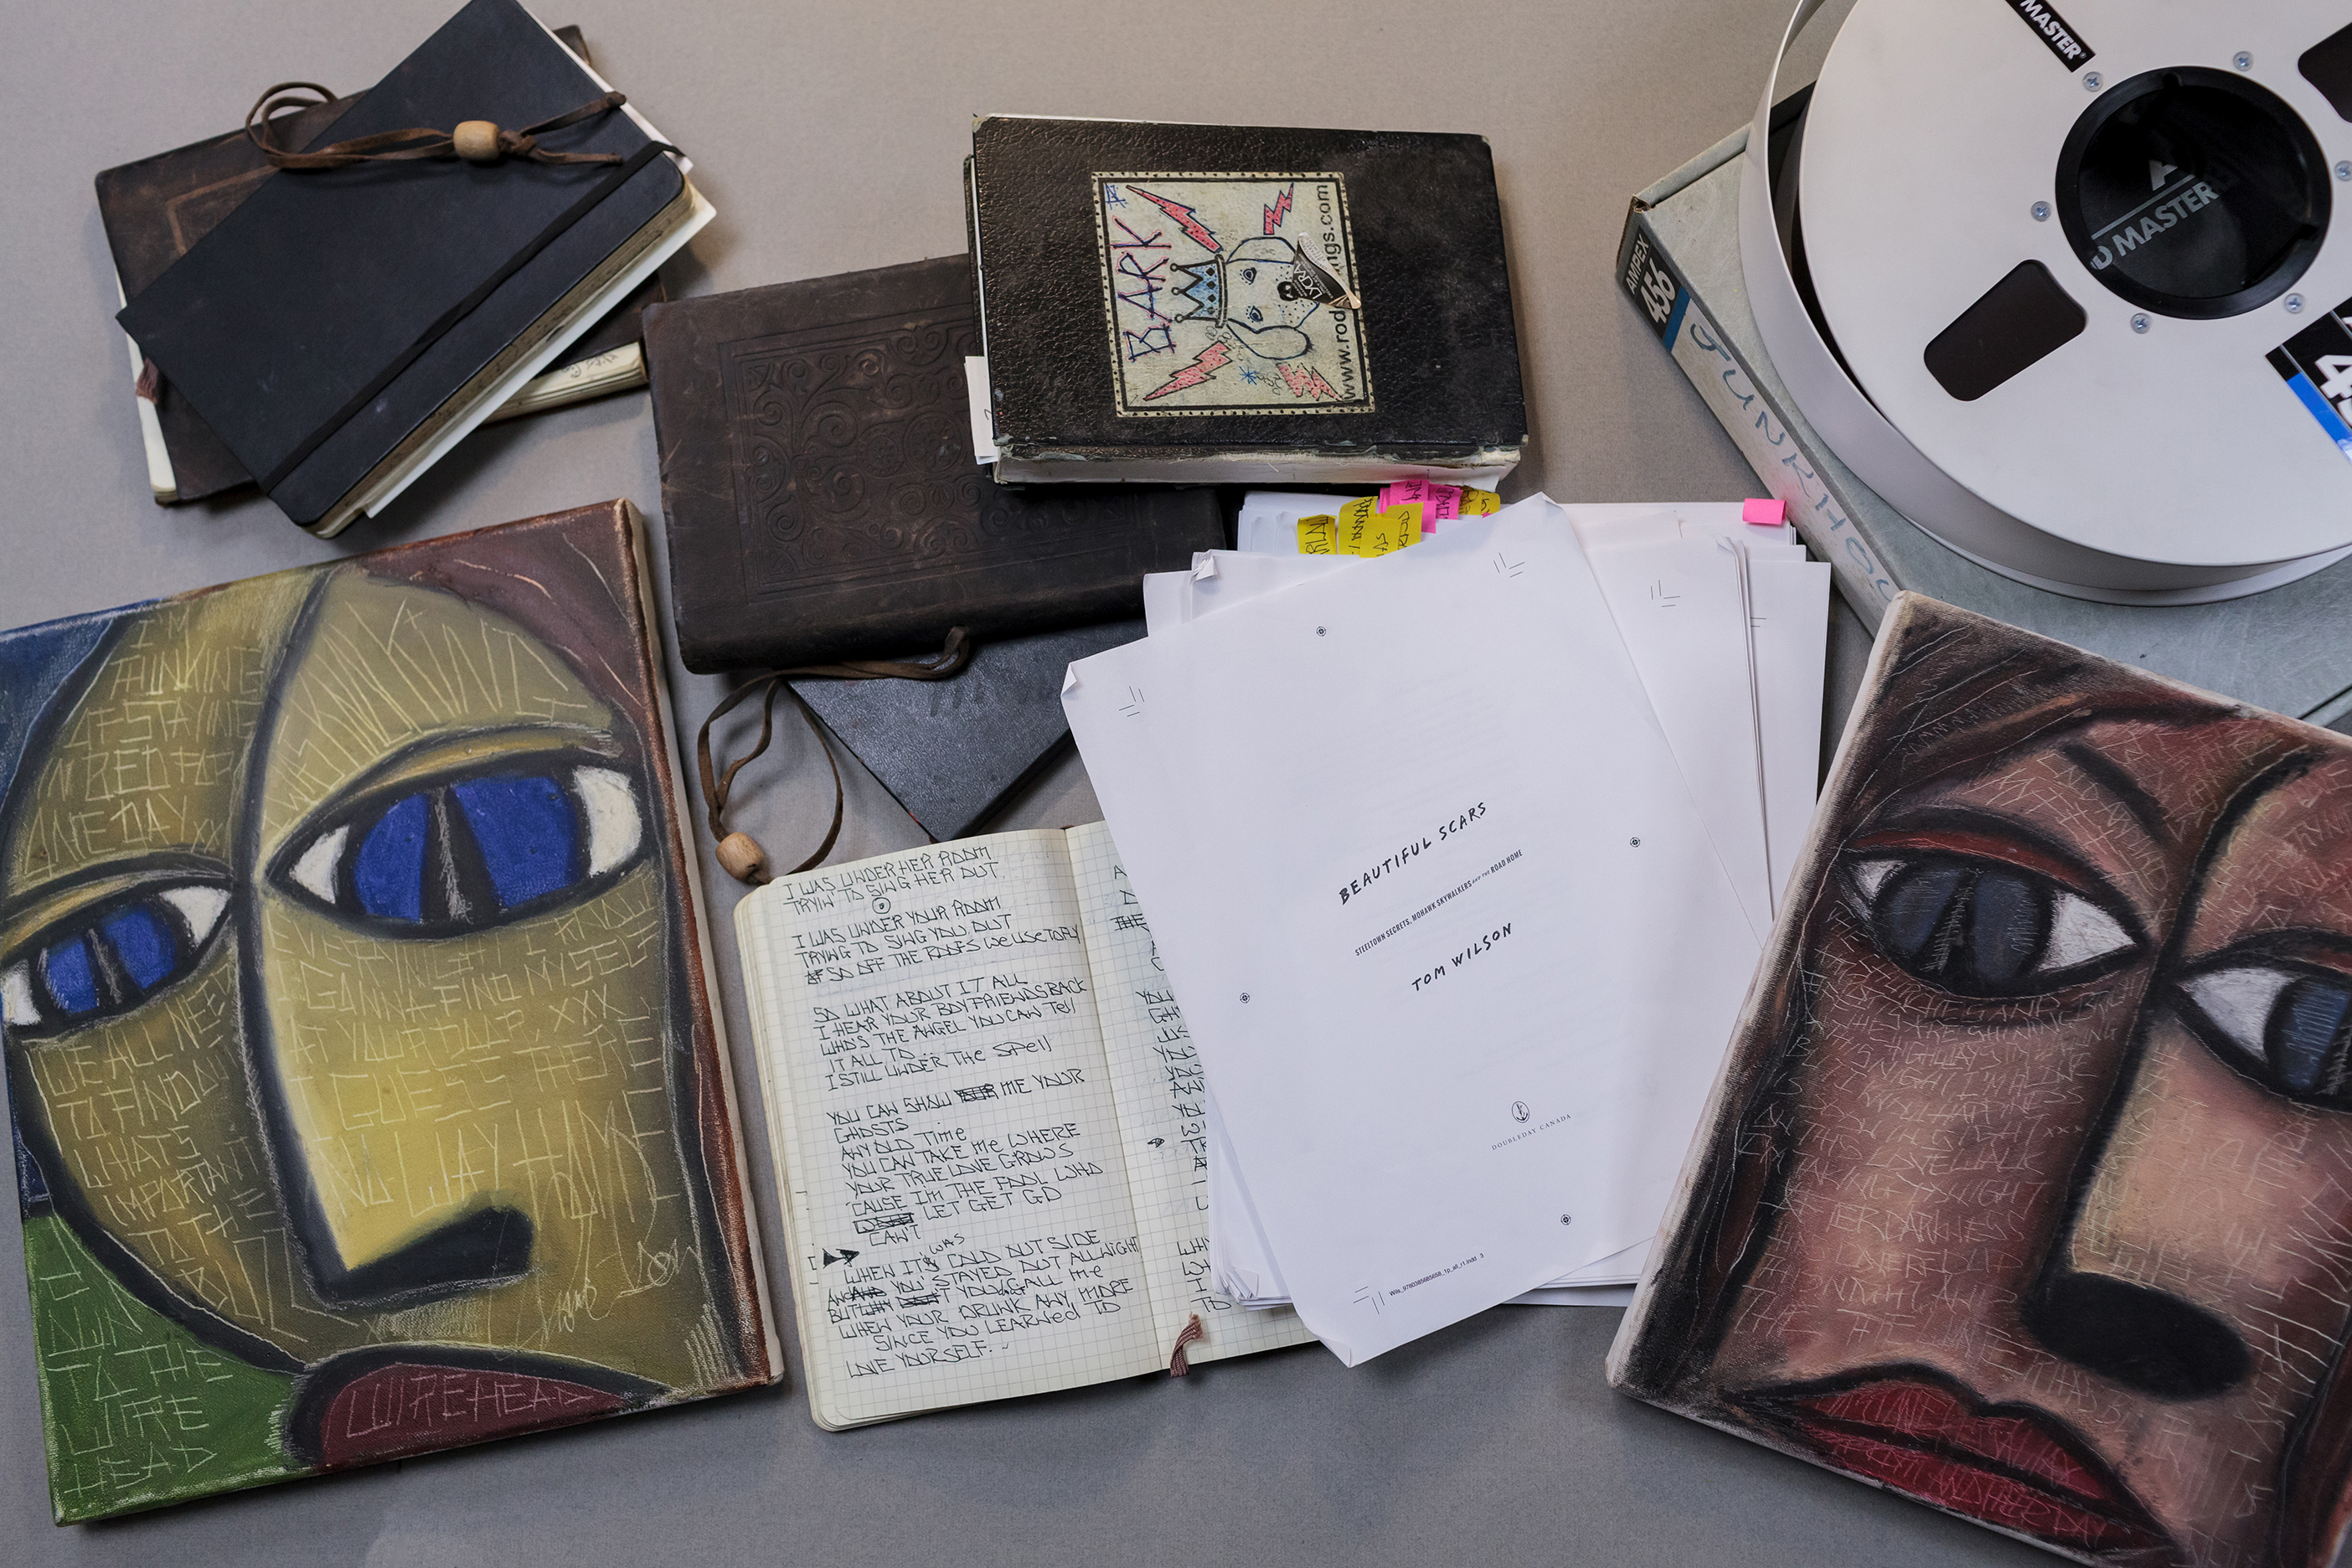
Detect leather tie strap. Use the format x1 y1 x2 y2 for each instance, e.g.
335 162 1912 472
695 629 974 885
244 80 628 168
1168 1313 1204 1376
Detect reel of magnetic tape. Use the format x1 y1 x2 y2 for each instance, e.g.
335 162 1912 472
1748 1 2352 603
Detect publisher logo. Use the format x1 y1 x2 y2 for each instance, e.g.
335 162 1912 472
2000 0 2094 71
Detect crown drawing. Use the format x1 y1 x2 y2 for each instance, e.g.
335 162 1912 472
1173 258 1221 322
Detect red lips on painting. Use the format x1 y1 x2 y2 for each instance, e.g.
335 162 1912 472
1739 1372 2169 1555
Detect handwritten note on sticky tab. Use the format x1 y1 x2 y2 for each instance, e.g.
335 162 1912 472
1359 503 1423 557
1459 488 1502 516
1325 498 1424 557
1297 515 1339 554
1426 485 1462 522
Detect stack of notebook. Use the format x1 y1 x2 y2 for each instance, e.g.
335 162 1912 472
96 23 666 507
642 106 1540 848
110 0 710 534
645 256 1224 840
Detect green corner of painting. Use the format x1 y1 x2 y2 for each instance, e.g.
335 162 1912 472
22 1212 306 1524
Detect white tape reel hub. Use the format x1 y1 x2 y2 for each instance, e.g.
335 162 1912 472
1746 1 2352 602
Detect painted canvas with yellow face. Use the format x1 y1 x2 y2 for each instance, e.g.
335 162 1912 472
1 502 778 1522
1609 594 2352 1568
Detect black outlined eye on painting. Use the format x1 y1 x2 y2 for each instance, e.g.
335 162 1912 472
1 882 230 1039
2179 955 2352 1107
1844 853 2139 997
273 758 645 936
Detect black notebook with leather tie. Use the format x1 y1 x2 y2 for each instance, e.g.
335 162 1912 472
116 0 707 536
95 25 668 507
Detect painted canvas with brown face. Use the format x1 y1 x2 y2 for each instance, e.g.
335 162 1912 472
0 503 777 1523
1610 593 2352 1568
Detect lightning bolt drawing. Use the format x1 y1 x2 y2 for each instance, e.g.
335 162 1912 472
1263 185 1293 235
1142 340 1231 400
1278 363 1339 400
1127 187 1220 253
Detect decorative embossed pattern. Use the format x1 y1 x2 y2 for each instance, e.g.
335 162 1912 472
721 310 1143 598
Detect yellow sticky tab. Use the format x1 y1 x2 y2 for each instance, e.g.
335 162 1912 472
1335 495 1380 556
1297 515 1338 554
1357 502 1423 557
1459 488 1502 515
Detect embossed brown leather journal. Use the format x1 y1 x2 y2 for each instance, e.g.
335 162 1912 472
642 255 1224 673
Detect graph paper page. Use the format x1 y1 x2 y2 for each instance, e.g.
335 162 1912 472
1066 821 1317 1367
739 830 1158 1427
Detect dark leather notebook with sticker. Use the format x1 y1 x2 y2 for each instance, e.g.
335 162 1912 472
95 26 663 507
966 115 1526 487
642 255 1224 674
114 0 707 536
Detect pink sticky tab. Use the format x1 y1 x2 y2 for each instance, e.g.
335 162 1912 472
1742 498 1787 528
1388 477 1430 511
1427 484 1462 521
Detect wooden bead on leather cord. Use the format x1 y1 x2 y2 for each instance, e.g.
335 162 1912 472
694 628 972 886
714 832 769 885
451 120 503 163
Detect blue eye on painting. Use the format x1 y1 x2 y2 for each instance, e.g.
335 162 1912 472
3 885 231 1039
353 793 429 921
40 936 97 1016
2180 964 2352 1106
101 905 178 990
281 765 643 932
1846 854 2137 997
452 776 576 908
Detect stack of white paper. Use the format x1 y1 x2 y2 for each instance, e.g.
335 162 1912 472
1178 500 1831 1313
1063 498 1828 1363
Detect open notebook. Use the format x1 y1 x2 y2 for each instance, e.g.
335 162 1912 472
738 824 1314 1429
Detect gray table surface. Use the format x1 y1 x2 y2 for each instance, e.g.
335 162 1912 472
0 1 2056 1562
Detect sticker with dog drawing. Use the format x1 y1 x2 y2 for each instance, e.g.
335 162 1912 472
1094 172 1373 416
